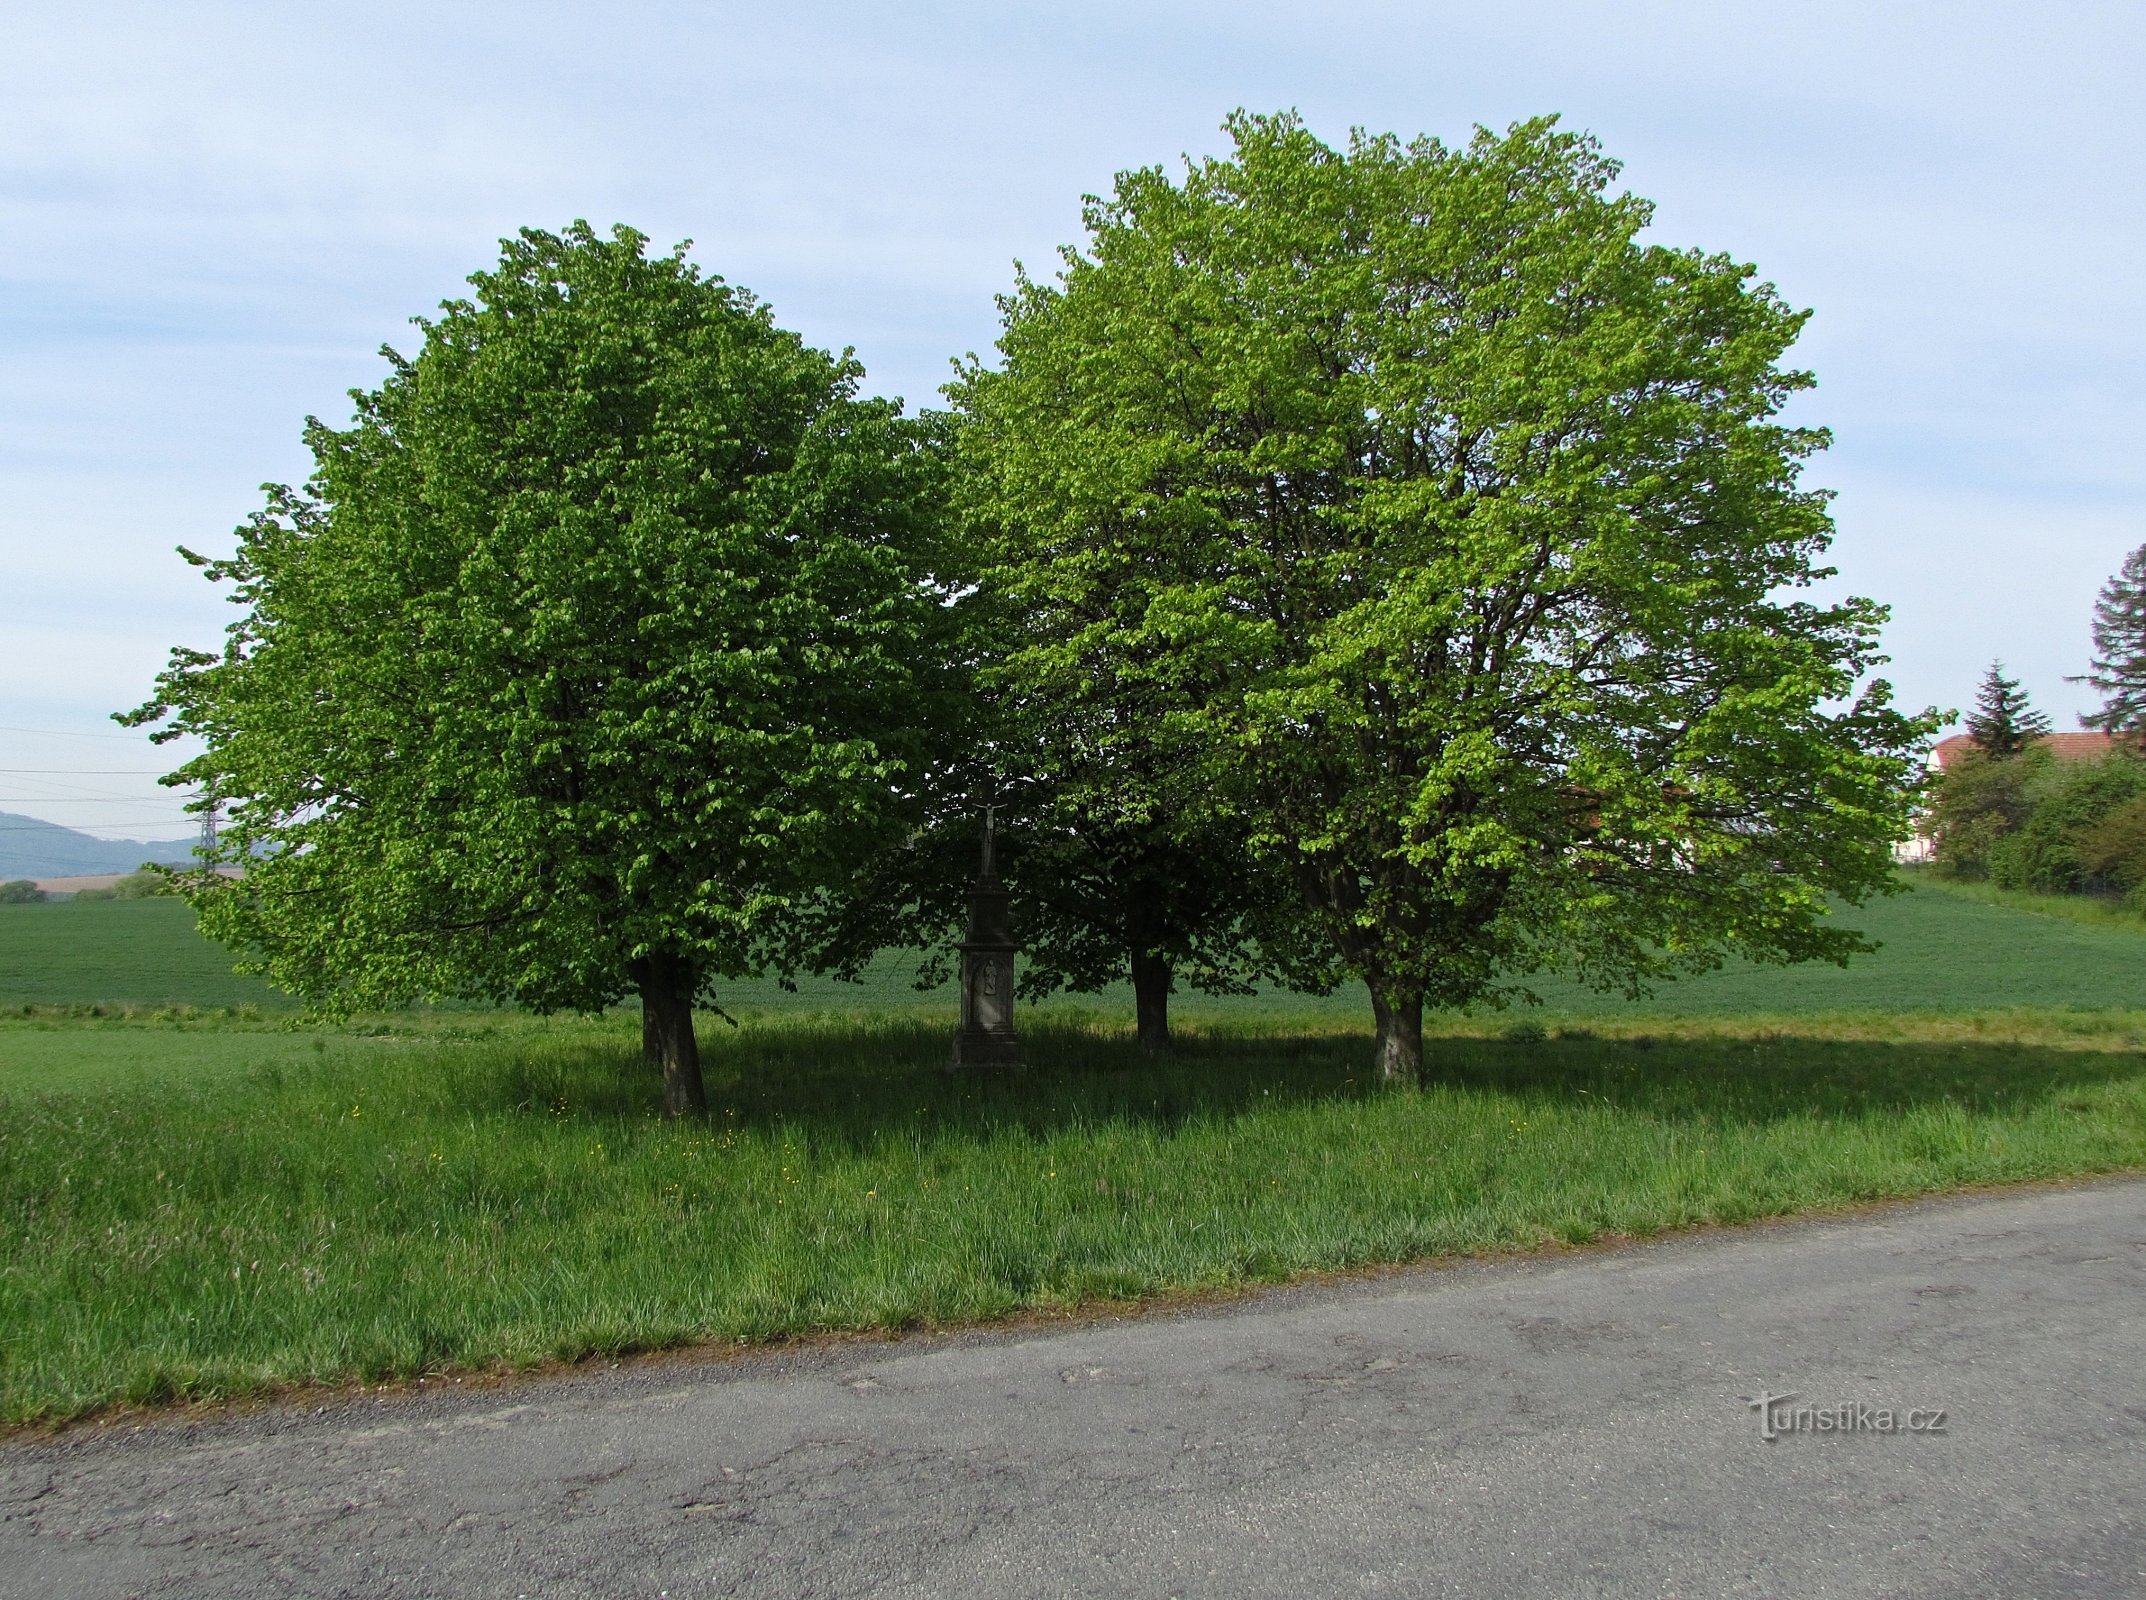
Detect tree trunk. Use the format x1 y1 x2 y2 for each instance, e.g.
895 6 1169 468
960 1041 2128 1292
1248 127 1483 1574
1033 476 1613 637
1131 946 1173 1053
1368 983 1424 1084
634 953 708 1118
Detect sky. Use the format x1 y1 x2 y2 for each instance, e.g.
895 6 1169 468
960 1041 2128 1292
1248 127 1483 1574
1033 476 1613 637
3 0 2141 839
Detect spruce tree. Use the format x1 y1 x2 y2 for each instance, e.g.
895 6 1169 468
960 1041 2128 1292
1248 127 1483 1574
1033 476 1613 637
1966 660 2052 757
2074 544 2146 736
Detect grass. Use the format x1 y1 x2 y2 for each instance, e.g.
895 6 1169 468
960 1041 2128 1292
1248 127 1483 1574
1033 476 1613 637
4 879 2146 1425
13 873 2146 1023
4 1006 2145 1424
1905 868 2146 934
0 898 293 1012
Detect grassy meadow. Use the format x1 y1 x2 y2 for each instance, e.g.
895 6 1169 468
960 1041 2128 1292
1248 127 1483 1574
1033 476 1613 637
3 880 2146 1424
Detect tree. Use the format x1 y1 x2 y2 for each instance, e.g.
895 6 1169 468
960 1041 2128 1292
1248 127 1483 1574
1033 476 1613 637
975 602 1334 1050
1985 747 2146 893
2075 543 2146 737
822 684 1332 1053
993 769 1331 1054
952 112 1932 1081
2076 791 2146 902
126 223 958 1115
0 879 45 904
1965 660 2051 756
1925 746 2035 879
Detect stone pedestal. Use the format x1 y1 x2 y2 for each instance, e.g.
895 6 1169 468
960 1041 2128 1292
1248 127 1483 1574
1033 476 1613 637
951 814 1022 1070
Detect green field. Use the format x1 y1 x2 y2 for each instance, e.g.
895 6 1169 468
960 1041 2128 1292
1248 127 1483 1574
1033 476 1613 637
3 879 2144 1425
0 898 292 1012
9 874 2146 1024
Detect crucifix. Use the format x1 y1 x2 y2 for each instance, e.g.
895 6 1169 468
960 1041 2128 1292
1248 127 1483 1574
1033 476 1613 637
950 803 1022 1069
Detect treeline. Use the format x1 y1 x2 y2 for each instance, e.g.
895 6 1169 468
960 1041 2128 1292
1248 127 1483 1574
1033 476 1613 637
1928 547 2146 903
0 871 173 904
128 114 1930 1111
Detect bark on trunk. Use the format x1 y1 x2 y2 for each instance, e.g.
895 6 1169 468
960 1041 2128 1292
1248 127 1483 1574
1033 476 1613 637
1131 946 1173 1054
634 953 709 1118
1369 984 1424 1084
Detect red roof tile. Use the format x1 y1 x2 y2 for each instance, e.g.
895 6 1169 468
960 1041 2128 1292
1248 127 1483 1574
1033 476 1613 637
1932 730 2116 769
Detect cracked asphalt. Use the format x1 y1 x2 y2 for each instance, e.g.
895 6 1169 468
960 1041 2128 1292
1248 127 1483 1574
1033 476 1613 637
4 1177 2142 1598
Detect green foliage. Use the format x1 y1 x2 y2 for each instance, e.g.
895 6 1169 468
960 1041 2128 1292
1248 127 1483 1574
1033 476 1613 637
108 868 175 899
125 224 959 1063
0 880 45 904
1933 745 2146 894
993 795 1335 1012
1928 745 2039 878
1988 752 2146 893
951 111 1931 1072
1965 659 2051 757
2076 795 2146 902
2075 543 2146 736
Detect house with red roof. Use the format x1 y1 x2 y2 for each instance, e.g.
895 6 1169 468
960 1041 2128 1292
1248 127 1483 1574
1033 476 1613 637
1897 731 2122 863
1929 731 2116 770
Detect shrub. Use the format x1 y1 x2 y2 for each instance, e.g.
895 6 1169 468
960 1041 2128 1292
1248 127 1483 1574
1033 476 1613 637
0 879 46 904
2076 793 2146 901
1928 746 2036 878
109 869 175 899
1987 751 2146 894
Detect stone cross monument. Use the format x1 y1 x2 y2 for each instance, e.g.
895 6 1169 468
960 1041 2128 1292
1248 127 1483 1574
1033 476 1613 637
951 806 1022 1069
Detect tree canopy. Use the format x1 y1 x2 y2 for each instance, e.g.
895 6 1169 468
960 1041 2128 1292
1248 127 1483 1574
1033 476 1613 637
987 746 1331 1053
127 223 958 1113
952 112 1931 1079
2075 543 2146 738
1965 660 2052 757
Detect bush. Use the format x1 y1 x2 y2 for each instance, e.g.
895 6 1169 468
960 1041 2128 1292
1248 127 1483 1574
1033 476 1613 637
1985 752 2146 894
2076 794 2146 901
0 879 46 904
1928 746 2036 878
108 869 175 899
70 870 174 903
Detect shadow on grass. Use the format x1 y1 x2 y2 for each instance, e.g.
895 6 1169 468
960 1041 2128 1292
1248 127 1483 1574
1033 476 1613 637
471 1013 2146 1150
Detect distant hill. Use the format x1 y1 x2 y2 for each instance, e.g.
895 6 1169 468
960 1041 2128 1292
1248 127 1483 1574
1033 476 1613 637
0 812 198 880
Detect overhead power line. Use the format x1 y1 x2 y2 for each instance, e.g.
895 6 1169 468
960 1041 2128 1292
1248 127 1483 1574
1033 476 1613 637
0 724 165 741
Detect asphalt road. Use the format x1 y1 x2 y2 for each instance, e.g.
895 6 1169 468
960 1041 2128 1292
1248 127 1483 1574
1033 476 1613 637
5 1178 2143 1599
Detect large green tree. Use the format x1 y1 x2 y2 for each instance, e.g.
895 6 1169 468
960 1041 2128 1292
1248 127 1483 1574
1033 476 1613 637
127 223 958 1114
953 112 1931 1081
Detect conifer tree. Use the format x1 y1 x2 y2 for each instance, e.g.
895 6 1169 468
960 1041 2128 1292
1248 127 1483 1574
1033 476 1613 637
1965 660 2052 757
2074 544 2146 736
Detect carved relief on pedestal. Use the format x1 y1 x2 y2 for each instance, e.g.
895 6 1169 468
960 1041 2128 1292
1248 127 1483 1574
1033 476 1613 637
952 806 1022 1070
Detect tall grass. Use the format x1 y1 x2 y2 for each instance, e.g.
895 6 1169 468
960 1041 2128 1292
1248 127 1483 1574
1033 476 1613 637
1906 869 2146 933
5 1011 2143 1424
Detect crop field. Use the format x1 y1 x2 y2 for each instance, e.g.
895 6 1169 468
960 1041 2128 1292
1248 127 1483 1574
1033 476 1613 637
0 898 292 1013
10 874 2146 1024
3 877 2144 1424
